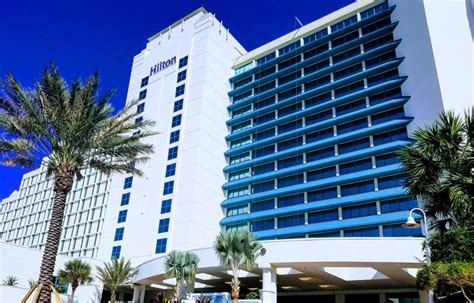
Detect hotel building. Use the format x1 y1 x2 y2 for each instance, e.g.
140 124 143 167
1 0 472 302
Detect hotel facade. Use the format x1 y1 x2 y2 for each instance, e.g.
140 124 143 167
1 0 472 302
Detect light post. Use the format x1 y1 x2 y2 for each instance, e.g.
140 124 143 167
402 208 433 303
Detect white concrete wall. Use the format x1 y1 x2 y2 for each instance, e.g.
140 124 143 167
0 242 103 303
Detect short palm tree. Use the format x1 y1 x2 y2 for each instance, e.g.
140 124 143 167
397 108 473 231
2 275 19 286
96 258 137 303
164 250 200 302
214 230 264 302
57 259 93 302
0 63 155 302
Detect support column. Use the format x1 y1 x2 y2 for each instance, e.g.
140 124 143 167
132 285 141 303
335 294 345 303
261 267 277 303
379 293 386 303
419 290 433 303
139 285 146 303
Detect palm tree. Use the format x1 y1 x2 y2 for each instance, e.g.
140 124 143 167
96 258 137 303
214 230 264 302
164 250 200 302
57 259 93 302
0 63 155 302
2 275 19 286
397 108 473 231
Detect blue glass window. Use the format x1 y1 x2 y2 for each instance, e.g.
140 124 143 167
309 231 340 238
338 138 370 155
307 167 335 182
305 75 331 91
279 71 302 86
381 198 418 214
179 56 188 68
303 28 328 44
278 155 304 169
155 238 167 254
305 91 331 108
121 193 130 206
253 162 275 175
251 199 275 212
114 227 125 241
135 116 143 125
163 181 174 195
307 187 337 202
333 62 363 80
234 76 253 89
254 128 275 141
167 147 178 160
364 33 394 51
253 180 274 193
255 67 276 80
256 52 276 66
333 47 361 64
254 112 275 125
341 180 375 196
254 96 275 110
373 128 408 146
165 163 176 177
305 109 333 126
278 214 305 228
376 153 400 167
378 175 405 190
278 86 301 101
161 199 172 214
308 209 339 224
371 107 405 125
332 31 360 48
173 99 184 112
111 246 121 259
342 203 377 219
171 114 182 127
362 17 391 35
340 158 373 175
279 41 301 55
158 218 170 233
331 15 357 33
306 128 334 144
141 76 149 88
137 103 145 114
338 119 368 135
277 173 304 188
117 210 128 223
175 84 185 97
251 219 274 231
360 2 389 19
278 137 303 151
123 176 133 189
139 89 147 100
336 99 366 116
367 69 399 87
254 81 276 94
365 51 396 69
344 227 380 237
177 70 187 82
306 147 334 162
278 194 304 208
278 120 302 134
304 57 330 74
334 80 364 98
253 145 275 158
169 130 180 143
278 102 302 117
383 224 422 237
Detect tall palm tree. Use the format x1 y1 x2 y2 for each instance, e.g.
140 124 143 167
214 230 264 302
57 259 93 303
96 258 137 303
164 250 200 302
397 108 473 231
0 63 155 302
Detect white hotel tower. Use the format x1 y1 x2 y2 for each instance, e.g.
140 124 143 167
96 8 245 264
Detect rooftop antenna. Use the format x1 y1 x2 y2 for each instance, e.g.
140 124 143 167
295 16 304 28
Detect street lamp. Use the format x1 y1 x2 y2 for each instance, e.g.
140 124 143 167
402 208 433 303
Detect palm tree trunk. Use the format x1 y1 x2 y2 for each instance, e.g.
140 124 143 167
38 170 74 303
71 286 77 303
110 291 116 303
231 277 240 303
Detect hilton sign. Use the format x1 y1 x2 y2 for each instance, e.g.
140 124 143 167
150 56 176 76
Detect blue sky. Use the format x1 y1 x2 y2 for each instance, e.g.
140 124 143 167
0 0 353 199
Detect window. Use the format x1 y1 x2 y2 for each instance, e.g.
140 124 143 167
163 181 174 195
161 199 172 214
334 80 364 98
228 187 249 198
123 177 133 189
155 238 167 253
308 209 339 224
364 33 394 51
254 128 275 141
173 99 183 112
230 136 251 148
305 75 331 91
254 81 276 94
253 181 274 193
306 147 334 162
279 71 302 86
381 198 418 214
254 96 275 110
279 41 301 55
306 128 333 143
331 15 357 33
253 162 275 175
383 224 422 237
278 194 304 208
256 52 276 66
168 147 178 160
232 105 252 118
253 145 275 158
360 2 389 19
278 214 305 228
373 128 408 146
234 76 253 89
165 163 176 177
158 218 170 233
307 167 335 182
367 69 399 87
179 56 188 68
309 231 340 238
234 91 252 103
344 226 380 237
251 219 274 232
376 153 400 167
278 86 302 101
342 203 377 219
278 137 303 151
229 169 250 181
362 17 391 35
117 210 128 223
341 180 375 196
175 84 185 97
229 152 250 164
337 118 367 135
111 246 121 259
333 47 361 64
177 70 187 82
304 44 330 60
120 193 130 206
303 28 328 44
340 158 373 175
137 103 145 113
371 107 405 125
227 205 248 216
365 51 397 69
135 116 143 125
336 99 366 116
338 138 371 155
232 120 252 133
139 89 147 100
278 155 303 169
171 115 182 127
278 120 302 134
305 109 332 126
305 91 331 108
251 199 274 212
334 62 363 80
169 130 180 143
308 187 338 202
277 174 304 188
332 31 360 48
141 76 149 88
378 175 405 189
254 112 275 125
114 227 124 241
278 56 301 70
